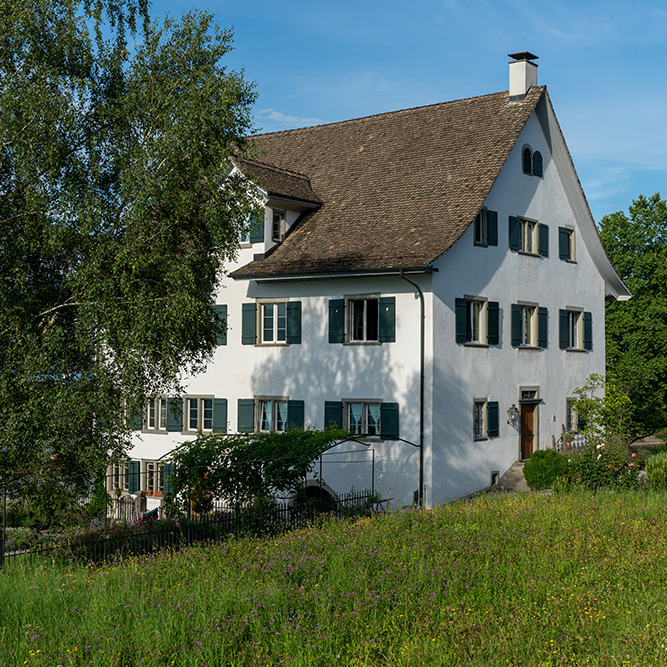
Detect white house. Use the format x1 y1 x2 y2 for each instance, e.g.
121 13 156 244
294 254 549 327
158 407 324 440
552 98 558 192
118 53 631 508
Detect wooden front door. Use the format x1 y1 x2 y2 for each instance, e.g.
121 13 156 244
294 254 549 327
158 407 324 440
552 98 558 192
520 403 535 460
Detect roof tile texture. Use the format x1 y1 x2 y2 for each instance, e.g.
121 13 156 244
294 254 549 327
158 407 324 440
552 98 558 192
234 87 545 278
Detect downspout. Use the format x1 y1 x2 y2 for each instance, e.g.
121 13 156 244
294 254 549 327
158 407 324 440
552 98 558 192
399 269 426 507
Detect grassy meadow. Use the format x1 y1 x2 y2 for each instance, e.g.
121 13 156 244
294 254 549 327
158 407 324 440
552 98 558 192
2 491 667 666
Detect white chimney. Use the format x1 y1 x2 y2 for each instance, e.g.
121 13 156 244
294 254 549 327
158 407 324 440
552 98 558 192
508 52 538 102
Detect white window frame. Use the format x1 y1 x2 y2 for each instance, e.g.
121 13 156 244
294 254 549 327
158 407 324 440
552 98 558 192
346 296 380 343
474 208 488 247
256 397 289 433
519 218 538 254
186 396 214 432
563 228 575 262
272 209 285 243
473 399 488 440
145 397 168 431
145 461 165 494
465 297 488 344
110 463 129 492
519 303 537 347
344 400 382 437
259 300 288 344
564 307 584 350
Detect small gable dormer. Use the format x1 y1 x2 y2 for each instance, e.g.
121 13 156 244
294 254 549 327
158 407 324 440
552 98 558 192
231 157 321 254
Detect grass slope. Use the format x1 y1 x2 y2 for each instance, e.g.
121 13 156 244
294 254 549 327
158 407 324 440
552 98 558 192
2 491 667 666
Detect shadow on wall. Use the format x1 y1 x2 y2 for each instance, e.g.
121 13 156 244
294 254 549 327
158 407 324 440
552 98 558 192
248 285 422 506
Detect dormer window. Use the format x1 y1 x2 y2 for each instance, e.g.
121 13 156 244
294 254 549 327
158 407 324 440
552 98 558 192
522 145 543 177
272 209 285 242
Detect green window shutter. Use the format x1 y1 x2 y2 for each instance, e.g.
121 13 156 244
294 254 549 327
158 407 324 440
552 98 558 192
455 298 467 343
128 460 140 494
522 147 532 175
162 463 174 494
286 301 302 344
249 210 265 243
558 227 569 260
511 304 521 346
328 299 345 343
559 309 569 349
214 304 227 345
287 400 305 430
538 224 549 257
487 210 498 246
487 302 500 345
509 216 521 251
241 303 257 345
380 403 400 440
237 399 255 433
166 398 183 432
583 311 593 350
324 401 343 430
212 398 228 433
538 307 548 348
378 296 396 342
532 151 543 177
487 402 499 438
128 405 143 431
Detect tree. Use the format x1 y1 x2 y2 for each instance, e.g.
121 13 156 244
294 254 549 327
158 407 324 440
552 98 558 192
598 193 667 436
0 0 257 493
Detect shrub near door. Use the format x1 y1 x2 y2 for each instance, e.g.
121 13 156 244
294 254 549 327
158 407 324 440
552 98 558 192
523 449 569 490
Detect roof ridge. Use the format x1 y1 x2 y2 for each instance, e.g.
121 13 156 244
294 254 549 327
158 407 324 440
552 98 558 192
252 87 546 139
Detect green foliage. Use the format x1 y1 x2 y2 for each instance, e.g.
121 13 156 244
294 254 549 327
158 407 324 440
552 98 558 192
166 428 348 511
571 373 633 448
646 451 667 491
523 449 569 490
599 193 667 436
568 441 641 491
0 1 257 493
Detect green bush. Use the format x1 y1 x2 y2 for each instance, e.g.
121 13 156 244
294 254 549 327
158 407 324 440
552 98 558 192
569 441 640 490
646 451 667 490
523 449 569 490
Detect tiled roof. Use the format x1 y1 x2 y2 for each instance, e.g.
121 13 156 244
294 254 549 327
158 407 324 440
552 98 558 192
232 157 322 205
233 87 546 278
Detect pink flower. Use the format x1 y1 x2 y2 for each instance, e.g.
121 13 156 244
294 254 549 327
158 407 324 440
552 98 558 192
632 453 637 458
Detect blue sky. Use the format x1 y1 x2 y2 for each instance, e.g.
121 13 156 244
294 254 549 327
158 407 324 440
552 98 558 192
151 0 667 223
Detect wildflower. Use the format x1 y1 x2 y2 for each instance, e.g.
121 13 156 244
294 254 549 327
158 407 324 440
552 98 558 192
632 453 637 458
597 454 602 460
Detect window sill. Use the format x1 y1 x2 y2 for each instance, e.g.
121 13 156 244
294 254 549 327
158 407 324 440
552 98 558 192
473 436 488 442
464 342 489 348
564 347 587 353
255 342 289 347
517 250 542 258
473 241 489 248
343 341 382 346
516 345 542 351
561 258 577 264
141 429 170 434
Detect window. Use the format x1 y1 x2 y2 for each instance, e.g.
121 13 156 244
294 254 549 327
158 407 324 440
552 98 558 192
473 399 500 440
261 302 287 343
559 309 592 350
558 227 575 261
521 145 543 177
242 301 302 345
509 217 548 256
511 304 548 348
237 398 304 433
349 298 379 342
346 401 381 436
146 461 165 493
110 463 129 492
258 398 288 432
248 210 265 244
272 209 285 242
125 460 173 494
187 397 214 431
323 400 399 440
328 296 395 344
145 398 168 431
455 297 499 345
473 208 498 247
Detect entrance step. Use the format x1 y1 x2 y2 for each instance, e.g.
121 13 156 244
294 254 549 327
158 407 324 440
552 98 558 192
499 461 530 492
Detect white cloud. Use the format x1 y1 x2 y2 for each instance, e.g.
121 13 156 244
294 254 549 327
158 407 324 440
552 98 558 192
255 108 326 128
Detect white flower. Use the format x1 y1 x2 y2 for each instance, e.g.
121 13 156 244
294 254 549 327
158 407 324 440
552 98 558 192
597 453 602 460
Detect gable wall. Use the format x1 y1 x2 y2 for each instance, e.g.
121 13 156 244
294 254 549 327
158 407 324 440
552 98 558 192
429 111 606 503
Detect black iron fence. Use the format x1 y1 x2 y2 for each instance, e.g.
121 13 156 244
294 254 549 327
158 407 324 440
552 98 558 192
1 474 378 567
